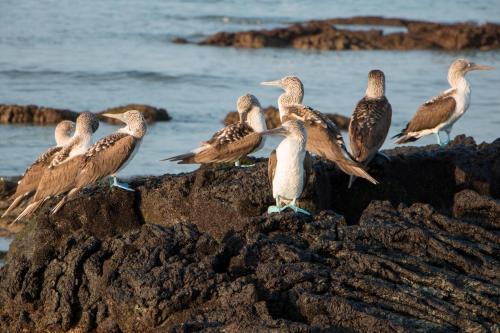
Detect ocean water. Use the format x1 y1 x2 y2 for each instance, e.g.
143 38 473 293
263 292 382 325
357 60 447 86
0 0 499 177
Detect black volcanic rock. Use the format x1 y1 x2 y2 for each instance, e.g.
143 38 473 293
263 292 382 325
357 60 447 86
198 16 500 51
0 104 171 125
0 136 499 332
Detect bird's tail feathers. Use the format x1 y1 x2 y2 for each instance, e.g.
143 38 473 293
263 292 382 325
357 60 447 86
11 198 47 225
394 133 418 144
161 152 196 164
2 191 33 218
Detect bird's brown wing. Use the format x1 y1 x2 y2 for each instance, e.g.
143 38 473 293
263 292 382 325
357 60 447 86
49 137 84 168
75 133 137 188
32 155 85 201
193 123 262 164
268 149 277 186
349 97 392 163
14 146 62 197
403 92 456 134
285 104 377 184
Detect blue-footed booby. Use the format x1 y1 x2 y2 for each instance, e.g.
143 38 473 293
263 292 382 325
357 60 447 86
164 94 267 166
261 76 378 185
1 120 75 218
264 120 312 215
348 70 392 188
49 110 147 214
13 110 145 222
393 59 494 146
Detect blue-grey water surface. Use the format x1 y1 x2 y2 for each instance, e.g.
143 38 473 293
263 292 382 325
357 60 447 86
0 0 499 177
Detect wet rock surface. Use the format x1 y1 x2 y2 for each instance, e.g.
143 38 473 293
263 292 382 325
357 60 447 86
198 16 500 51
0 103 171 125
224 105 351 131
0 135 499 332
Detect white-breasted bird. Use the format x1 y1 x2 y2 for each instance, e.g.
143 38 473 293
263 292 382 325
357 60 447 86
393 58 493 146
164 94 267 167
261 76 378 185
264 119 312 215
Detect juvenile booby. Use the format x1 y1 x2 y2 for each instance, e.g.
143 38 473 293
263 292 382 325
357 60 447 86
261 76 378 185
1 120 75 218
13 110 145 222
264 120 312 215
164 94 267 166
393 59 494 146
348 70 392 188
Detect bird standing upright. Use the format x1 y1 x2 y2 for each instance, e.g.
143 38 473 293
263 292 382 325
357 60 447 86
261 76 377 185
264 120 312 215
348 70 392 188
393 59 493 146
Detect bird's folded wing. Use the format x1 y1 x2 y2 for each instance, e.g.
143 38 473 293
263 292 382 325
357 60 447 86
76 133 136 187
403 93 456 133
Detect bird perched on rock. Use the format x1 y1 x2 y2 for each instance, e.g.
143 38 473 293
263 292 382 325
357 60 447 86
393 58 493 146
2 120 76 218
261 75 377 185
13 110 146 222
164 94 267 167
348 69 392 188
264 119 312 215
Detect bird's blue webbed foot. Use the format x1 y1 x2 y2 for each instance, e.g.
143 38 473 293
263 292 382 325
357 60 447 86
110 176 135 192
285 204 311 216
234 160 241 167
267 205 284 214
435 132 448 147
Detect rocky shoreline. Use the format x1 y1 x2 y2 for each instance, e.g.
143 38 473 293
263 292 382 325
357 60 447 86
0 135 498 332
0 104 171 125
187 16 500 51
224 106 351 131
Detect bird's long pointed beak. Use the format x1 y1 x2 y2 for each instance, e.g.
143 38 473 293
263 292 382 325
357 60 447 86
469 63 494 71
261 79 282 87
102 112 127 123
261 126 289 137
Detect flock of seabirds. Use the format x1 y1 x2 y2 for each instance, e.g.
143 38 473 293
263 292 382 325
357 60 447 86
1 58 493 221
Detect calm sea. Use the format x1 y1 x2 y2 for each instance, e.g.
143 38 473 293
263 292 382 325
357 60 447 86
1 0 499 177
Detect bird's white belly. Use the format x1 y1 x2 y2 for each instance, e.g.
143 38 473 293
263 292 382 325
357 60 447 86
272 140 305 201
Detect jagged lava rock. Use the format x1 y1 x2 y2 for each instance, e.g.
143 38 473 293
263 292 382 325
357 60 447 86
199 16 500 51
0 136 499 332
0 104 171 125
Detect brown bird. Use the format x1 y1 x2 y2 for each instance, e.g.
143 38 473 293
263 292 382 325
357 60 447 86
1 120 75 218
393 58 494 146
13 110 145 222
261 76 377 185
164 94 267 166
348 69 392 188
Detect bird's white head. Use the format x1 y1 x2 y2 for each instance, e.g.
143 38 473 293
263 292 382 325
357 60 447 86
54 120 75 146
75 112 99 136
102 110 147 138
448 58 494 86
365 69 386 98
236 93 261 122
261 75 304 106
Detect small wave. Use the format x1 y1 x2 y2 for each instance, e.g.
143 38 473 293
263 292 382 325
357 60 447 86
163 13 285 25
0 69 213 83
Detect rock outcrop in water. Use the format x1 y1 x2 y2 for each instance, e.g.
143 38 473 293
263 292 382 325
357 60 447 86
0 136 499 332
0 104 171 125
196 16 500 51
224 106 351 131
